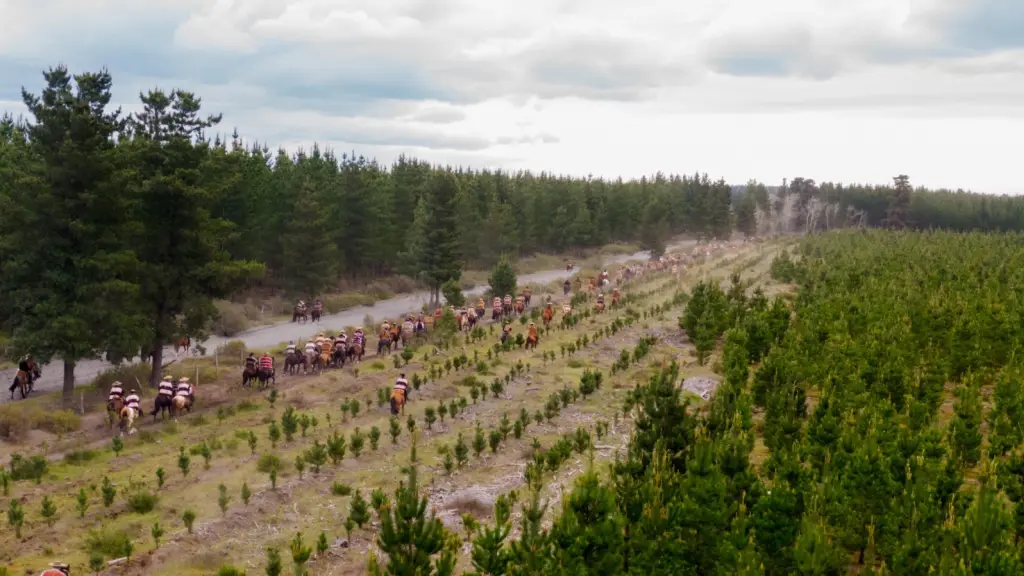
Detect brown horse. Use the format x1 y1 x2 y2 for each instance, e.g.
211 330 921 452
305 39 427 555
390 387 407 415
377 333 392 356
315 348 331 375
347 342 364 363
174 336 191 356
611 289 621 306
526 327 539 350
514 298 525 316
107 397 124 429
542 304 554 327
389 323 401 348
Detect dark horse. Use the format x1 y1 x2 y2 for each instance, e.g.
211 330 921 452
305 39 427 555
311 306 322 323
292 305 308 324
284 351 307 375
9 360 40 400
242 366 259 388
150 394 173 421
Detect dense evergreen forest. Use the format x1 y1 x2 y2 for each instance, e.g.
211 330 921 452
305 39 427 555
1 65 1022 400
380 230 1024 575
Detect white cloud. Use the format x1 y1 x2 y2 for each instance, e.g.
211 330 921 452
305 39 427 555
1 0 1023 192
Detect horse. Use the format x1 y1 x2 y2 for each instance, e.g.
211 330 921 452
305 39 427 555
402 321 415 348
331 344 348 368
150 394 174 421
514 298 525 316
174 336 191 356
315 348 331 375
348 342 364 363
594 301 605 314
526 330 539 350
492 306 503 321
389 323 402 348
106 397 124 429
378 334 392 356
242 365 259 388
522 289 532 308
11 361 40 400
611 290 621 307
171 394 191 419
305 349 318 372
390 388 407 415
285 351 306 375
119 406 138 436
257 367 276 388
292 305 308 324
542 304 554 327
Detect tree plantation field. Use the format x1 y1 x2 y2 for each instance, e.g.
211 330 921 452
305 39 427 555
0 239 773 575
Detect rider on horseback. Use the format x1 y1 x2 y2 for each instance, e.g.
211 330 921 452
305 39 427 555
176 377 194 407
304 339 317 357
258 352 274 372
158 377 175 398
244 353 258 372
286 341 297 356
8 353 35 398
501 323 513 343
124 389 141 416
395 373 410 399
108 381 124 402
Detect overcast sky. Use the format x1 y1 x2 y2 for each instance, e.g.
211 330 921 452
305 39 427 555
1 0 1021 193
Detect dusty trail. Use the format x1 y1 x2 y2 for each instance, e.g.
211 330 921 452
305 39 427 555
1 242 695 403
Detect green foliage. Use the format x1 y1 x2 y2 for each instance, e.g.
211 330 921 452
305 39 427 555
349 490 370 528
487 256 517 299
368 447 456 576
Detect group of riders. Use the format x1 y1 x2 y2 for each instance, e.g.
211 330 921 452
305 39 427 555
105 374 195 435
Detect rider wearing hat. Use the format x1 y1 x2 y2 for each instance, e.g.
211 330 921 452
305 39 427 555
124 388 141 415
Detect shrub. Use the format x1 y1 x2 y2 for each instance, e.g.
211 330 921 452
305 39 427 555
257 453 284 474
331 482 352 496
64 449 98 466
215 340 248 361
124 480 159 514
84 526 132 558
211 301 249 336
8 453 47 483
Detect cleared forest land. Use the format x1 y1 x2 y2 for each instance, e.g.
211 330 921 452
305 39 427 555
0 240 773 574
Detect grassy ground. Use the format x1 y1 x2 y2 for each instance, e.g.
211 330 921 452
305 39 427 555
0 238 779 575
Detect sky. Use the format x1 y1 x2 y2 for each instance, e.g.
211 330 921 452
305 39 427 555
1 0 1022 193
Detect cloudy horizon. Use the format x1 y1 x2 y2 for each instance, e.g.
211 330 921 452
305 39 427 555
1 0 1021 193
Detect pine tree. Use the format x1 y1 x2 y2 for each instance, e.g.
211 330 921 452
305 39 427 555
546 469 625 573
0 66 147 406
488 256 517 299
883 175 912 229
279 179 339 294
349 490 370 529
735 193 758 238
421 171 462 302
398 194 429 280
467 493 516 575
124 89 262 386
368 448 456 575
